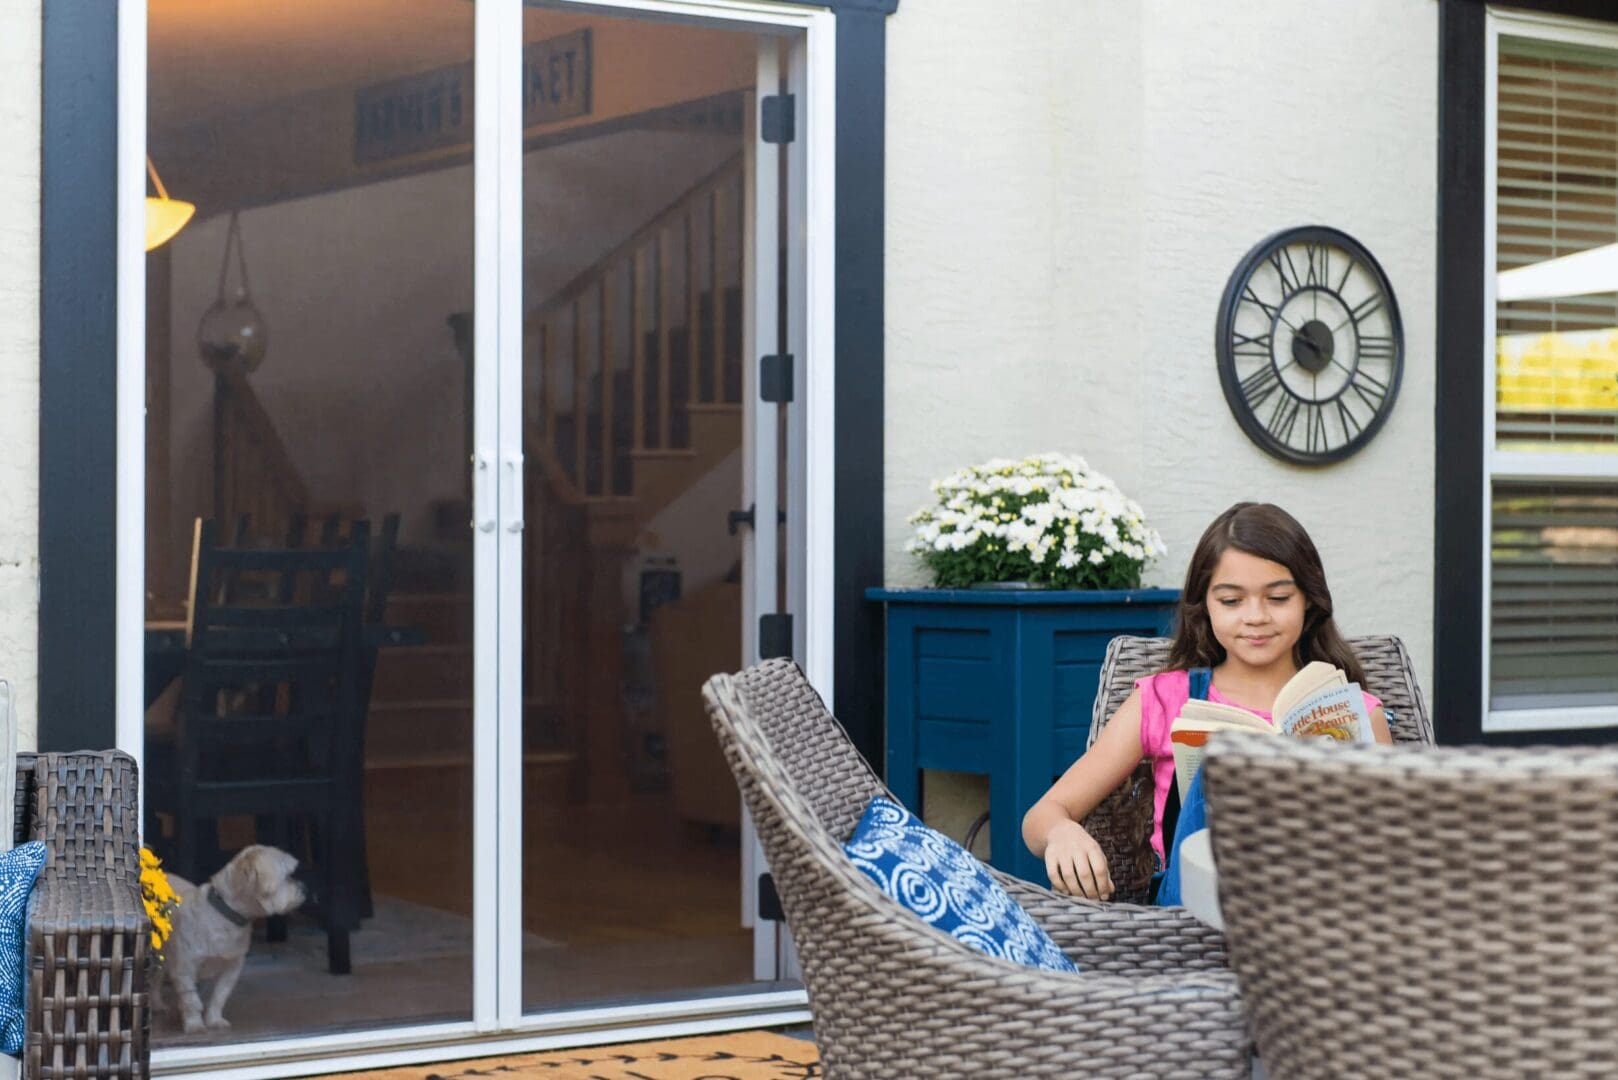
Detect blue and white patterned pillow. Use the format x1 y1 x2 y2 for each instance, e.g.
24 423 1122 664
0 842 46 1056
843 797 1078 974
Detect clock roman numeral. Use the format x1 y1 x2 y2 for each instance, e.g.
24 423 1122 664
1241 285 1281 321
1358 334 1396 362
1336 396 1364 439
1239 363 1282 407
1335 255 1356 294
1305 243 1325 288
1347 293 1383 325
1350 369 1390 411
1303 403 1330 456
1232 331 1274 358
1266 393 1302 444
1268 250 1302 295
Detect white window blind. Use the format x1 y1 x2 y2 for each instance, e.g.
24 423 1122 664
1496 39 1618 451
1488 30 1618 729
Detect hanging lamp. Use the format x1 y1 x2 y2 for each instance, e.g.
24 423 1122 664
198 211 268 373
145 155 195 252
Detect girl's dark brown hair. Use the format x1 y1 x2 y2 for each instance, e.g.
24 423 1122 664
1165 502 1366 684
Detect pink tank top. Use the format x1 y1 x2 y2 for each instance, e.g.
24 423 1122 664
1135 670 1382 862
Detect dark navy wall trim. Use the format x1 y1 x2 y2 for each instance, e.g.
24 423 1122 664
827 0 895 769
38 2 898 766
1436 0 1616 747
40 1 119 752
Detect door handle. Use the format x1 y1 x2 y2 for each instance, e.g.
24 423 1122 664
727 504 756 535
471 452 495 533
504 452 525 533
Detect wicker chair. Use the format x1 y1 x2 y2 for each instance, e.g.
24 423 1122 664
702 659 1251 1078
1204 737 1618 1078
1081 635 1433 903
17 751 148 1080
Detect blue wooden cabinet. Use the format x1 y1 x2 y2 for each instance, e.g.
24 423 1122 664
867 587 1179 883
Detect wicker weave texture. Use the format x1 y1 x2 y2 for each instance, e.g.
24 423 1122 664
1206 738 1618 1079
22 751 149 1080
1080 635 1432 902
703 660 1250 1078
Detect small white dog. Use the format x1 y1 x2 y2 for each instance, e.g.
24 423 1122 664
156 844 307 1033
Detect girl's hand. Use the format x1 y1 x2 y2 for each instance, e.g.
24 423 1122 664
1042 819 1114 900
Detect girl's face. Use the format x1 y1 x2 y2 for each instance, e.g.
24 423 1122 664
1204 548 1307 671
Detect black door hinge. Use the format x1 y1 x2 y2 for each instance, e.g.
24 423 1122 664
761 354 794 403
758 872 784 921
759 613 793 661
761 94 796 145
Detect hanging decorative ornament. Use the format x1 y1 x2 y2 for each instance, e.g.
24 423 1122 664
198 211 269 373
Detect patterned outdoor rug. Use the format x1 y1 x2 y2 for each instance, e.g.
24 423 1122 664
332 1031 820 1080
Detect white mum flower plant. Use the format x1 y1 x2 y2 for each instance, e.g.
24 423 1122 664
905 453 1167 590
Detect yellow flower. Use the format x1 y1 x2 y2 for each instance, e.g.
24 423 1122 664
140 847 182 956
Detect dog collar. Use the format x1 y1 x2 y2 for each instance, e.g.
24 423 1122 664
204 884 252 928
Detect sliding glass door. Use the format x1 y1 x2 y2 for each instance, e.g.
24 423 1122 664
511 6 798 1013
129 0 827 1071
142 0 480 1046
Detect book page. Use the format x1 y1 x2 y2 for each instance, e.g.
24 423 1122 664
1272 661 1345 720
1175 701 1276 733
1168 728 1209 802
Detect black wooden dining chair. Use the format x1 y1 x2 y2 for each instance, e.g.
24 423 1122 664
145 518 372 974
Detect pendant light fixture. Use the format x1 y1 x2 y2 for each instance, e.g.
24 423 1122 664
145 155 195 252
198 211 268 373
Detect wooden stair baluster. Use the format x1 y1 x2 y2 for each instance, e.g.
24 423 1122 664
632 247 649 453
686 209 701 409
599 275 614 500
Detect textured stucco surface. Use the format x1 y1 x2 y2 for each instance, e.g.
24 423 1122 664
885 1 1438 829
0 0 40 750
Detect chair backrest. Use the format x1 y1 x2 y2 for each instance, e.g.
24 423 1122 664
179 519 370 772
1086 634 1433 749
1204 736 1618 1076
1080 634 1432 902
21 752 142 880
704 659 888 844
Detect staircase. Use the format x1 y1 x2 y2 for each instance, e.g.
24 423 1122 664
527 152 746 507
363 154 749 794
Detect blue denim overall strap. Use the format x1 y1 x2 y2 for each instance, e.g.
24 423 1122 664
1152 668 1212 907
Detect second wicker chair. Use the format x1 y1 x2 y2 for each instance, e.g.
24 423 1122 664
1205 736 1618 1078
1080 635 1433 903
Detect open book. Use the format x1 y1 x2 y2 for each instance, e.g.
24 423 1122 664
1168 661 1374 801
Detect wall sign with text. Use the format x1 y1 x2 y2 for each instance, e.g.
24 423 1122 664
354 29 593 165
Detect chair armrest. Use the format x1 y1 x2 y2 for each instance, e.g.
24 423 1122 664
991 868 1230 973
799 891 1250 1077
24 864 150 1080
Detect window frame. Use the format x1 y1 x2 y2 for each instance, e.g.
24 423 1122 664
1481 8 1618 734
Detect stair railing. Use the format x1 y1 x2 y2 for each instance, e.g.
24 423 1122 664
526 152 746 501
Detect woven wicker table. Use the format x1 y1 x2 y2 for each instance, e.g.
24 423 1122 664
1179 830 1224 930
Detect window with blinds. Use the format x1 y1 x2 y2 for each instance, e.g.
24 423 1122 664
1489 31 1618 727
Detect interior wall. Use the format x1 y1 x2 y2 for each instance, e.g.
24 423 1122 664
160 128 737 582
150 8 757 592
885 0 1438 696
0 0 41 748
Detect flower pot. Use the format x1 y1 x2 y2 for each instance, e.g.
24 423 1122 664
866 586 1179 883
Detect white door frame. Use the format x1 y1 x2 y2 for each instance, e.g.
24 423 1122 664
116 0 836 1075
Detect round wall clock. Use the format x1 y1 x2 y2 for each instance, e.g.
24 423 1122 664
1214 225 1403 465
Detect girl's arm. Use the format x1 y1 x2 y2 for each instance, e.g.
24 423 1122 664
1370 705 1393 745
1021 687 1147 900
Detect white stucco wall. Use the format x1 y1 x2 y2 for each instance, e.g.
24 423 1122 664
884 0 1438 833
886 0 1437 687
0 0 40 750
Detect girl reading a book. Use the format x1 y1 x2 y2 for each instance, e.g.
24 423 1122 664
1021 502 1392 904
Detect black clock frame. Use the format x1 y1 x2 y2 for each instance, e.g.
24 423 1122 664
1215 224 1405 466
